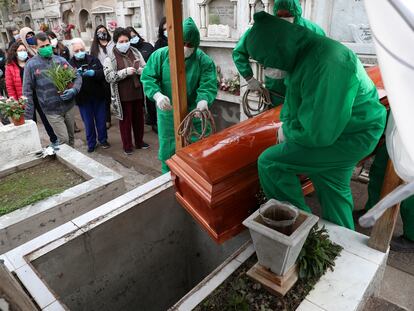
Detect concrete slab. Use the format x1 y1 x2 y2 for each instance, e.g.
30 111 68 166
0 121 41 169
0 145 125 253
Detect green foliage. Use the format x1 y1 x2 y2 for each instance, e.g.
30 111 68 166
45 63 77 93
0 96 27 119
297 225 343 280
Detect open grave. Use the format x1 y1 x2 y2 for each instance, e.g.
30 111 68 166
0 174 388 311
0 121 125 254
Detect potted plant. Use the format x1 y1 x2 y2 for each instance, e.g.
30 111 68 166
45 63 77 95
243 199 319 276
0 96 27 126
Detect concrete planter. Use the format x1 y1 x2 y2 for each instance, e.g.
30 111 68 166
243 205 319 276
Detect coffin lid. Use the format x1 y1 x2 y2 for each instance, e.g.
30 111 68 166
175 107 282 185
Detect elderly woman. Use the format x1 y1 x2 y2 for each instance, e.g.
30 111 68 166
103 27 148 155
69 38 110 153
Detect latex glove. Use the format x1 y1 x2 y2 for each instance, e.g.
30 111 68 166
60 88 76 101
153 92 172 111
136 67 144 75
277 125 285 143
126 67 136 76
0 69 3 78
196 100 208 111
195 100 209 118
82 69 95 77
246 77 261 92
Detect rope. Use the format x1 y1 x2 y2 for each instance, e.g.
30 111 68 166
241 84 285 118
177 109 216 146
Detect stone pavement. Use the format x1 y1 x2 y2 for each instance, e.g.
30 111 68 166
37 110 162 191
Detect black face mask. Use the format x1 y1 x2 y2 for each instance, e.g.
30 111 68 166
97 32 108 40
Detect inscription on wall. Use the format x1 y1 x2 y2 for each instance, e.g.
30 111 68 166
208 0 234 26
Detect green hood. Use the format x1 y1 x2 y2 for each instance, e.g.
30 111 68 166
246 11 313 71
183 17 200 48
273 0 302 19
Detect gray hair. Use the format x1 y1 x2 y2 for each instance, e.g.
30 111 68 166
70 38 86 56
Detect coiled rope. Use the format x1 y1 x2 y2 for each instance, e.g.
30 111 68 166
241 85 285 118
178 109 216 146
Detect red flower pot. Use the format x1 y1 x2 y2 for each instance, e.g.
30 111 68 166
11 115 25 126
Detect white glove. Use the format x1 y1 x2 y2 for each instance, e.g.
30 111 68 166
154 92 172 111
196 100 208 111
264 68 287 80
246 77 261 92
136 67 144 75
277 125 285 143
126 67 136 76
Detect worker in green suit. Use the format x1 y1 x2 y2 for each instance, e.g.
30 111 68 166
247 12 386 229
365 141 414 252
141 17 218 173
232 0 325 107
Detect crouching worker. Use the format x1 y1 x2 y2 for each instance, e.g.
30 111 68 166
69 38 110 153
248 12 386 229
141 17 218 173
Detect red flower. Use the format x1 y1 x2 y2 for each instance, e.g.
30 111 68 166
63 64 68 69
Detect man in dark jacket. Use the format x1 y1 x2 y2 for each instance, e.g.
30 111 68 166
69 38 110 152
23 32 82 146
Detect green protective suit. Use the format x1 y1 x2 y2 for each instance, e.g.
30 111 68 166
366 142 414 241
141 18 218 173
247 12 386 229
232 0 325 106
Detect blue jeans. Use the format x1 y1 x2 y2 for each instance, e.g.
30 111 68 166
78 97 108 149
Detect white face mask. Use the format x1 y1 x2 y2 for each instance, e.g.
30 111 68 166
17 50 28 61
264 67 287 79
281 17 295 23
116 42 130 53
51 38 58 48
163 30 168 38
184 46 195 58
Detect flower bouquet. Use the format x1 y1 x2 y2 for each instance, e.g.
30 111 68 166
45 63 77 95
63 24 75 40
0 96 27 126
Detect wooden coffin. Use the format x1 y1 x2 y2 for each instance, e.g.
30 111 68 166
167 106 313 243
167 66 387 244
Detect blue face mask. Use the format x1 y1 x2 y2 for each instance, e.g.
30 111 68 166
130 36 140 44
74 51 86 60
26 37 36 46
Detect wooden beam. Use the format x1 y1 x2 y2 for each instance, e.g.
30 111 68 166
0 261 37 310
368 160 402 252
165 0 187 151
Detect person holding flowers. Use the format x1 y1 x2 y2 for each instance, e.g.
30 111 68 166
23 32 82 147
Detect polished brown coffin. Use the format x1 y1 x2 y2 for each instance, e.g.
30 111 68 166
167 106 313 243
167 66 387 244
